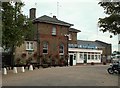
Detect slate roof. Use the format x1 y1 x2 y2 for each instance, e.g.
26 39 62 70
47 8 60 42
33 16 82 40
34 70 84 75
69 28 81 33
77 40 105 48
95 40 111 45
33 15 73 27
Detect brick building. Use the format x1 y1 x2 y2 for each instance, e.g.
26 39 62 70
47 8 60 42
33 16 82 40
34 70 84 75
14 8 79 65
33 15 72 57
14 8 112 66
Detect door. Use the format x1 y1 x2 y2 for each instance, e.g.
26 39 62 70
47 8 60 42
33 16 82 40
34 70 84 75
84 53 87 63
73 54 76 65
70 55 73 66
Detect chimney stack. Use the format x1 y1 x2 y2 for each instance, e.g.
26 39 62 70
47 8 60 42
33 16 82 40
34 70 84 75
53 15 57 19
30 8 36 19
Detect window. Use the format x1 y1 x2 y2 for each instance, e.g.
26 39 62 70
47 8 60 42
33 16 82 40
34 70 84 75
43 42 48 54
52 26 56 35
59 44 64 54
26 41 34 50
74 54 76 60
80 53 83 59
88 55 90 60
98 55 101 60
30 42 33 50
78 45 82 48
68 34 72 40
91 55 94 60
95 55 97 60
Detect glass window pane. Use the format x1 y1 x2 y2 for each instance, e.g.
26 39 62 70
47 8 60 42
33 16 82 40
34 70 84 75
88 55 90 60
43 42 48 54
95 55 97 60
59 44 64 54
52 26 56 35
26 42 29 49
92 55 94 60
30 42 33 49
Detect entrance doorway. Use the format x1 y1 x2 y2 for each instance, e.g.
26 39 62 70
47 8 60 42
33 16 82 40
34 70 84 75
84 53 87 64
70 55 73 66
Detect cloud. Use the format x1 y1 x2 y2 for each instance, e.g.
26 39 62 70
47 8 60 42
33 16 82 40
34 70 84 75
21 0 118 52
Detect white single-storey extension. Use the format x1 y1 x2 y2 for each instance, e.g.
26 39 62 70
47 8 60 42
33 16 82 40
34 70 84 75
68 40 104 66
68 48 102 66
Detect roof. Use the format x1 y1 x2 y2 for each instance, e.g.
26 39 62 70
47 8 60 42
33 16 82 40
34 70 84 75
69 28 81 33
95 40 111 45
33 15 73 27
77 40 105 48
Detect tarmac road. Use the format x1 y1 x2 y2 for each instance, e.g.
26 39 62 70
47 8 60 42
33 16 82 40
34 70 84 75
2 65 119 86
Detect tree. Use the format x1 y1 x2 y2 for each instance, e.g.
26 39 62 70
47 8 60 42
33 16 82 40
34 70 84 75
98 2 120 36
2 2 34 66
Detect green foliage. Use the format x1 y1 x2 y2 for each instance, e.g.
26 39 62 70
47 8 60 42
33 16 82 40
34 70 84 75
2 2 35 50
98 2 120 35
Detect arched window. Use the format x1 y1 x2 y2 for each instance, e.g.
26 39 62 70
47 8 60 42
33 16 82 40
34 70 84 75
59 44 64 54
43 42 48 54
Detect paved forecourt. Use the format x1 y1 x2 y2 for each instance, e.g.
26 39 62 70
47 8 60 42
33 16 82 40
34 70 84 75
2 65 118 86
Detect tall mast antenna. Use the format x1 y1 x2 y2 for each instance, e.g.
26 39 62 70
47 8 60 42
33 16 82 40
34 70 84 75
57 2 59 18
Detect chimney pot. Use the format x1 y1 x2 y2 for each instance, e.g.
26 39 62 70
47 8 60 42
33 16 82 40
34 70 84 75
53 15 57 19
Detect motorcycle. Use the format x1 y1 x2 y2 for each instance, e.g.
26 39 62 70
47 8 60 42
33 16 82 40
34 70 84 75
107 61 120 74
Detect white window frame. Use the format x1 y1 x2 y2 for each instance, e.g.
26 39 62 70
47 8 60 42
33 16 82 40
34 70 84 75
59 44 64 55
43 42 48 54
26 41 34 51
52 26 56 35
68 34 72 40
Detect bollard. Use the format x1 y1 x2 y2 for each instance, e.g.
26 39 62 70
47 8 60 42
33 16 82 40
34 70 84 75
13 67 18 73
21 66 25 72
3 68 7 75
29 65 33 71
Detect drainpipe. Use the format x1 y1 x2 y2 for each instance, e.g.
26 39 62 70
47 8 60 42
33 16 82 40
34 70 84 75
36 22 40 65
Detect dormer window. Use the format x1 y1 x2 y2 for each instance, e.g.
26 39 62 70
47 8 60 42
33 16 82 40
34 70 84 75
52 26 56 36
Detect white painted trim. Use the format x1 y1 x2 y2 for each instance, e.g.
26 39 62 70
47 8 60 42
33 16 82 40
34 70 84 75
69 48 102 54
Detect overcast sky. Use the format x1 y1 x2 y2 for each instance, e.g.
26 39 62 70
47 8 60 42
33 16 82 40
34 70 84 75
21 0 118 52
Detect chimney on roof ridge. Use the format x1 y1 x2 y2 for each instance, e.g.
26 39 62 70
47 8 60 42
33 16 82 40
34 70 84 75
53 15 57 19
30 8 36 19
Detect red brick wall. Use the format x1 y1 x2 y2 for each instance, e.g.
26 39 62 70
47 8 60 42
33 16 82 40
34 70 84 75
68 31 77 44
36 23 69 57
